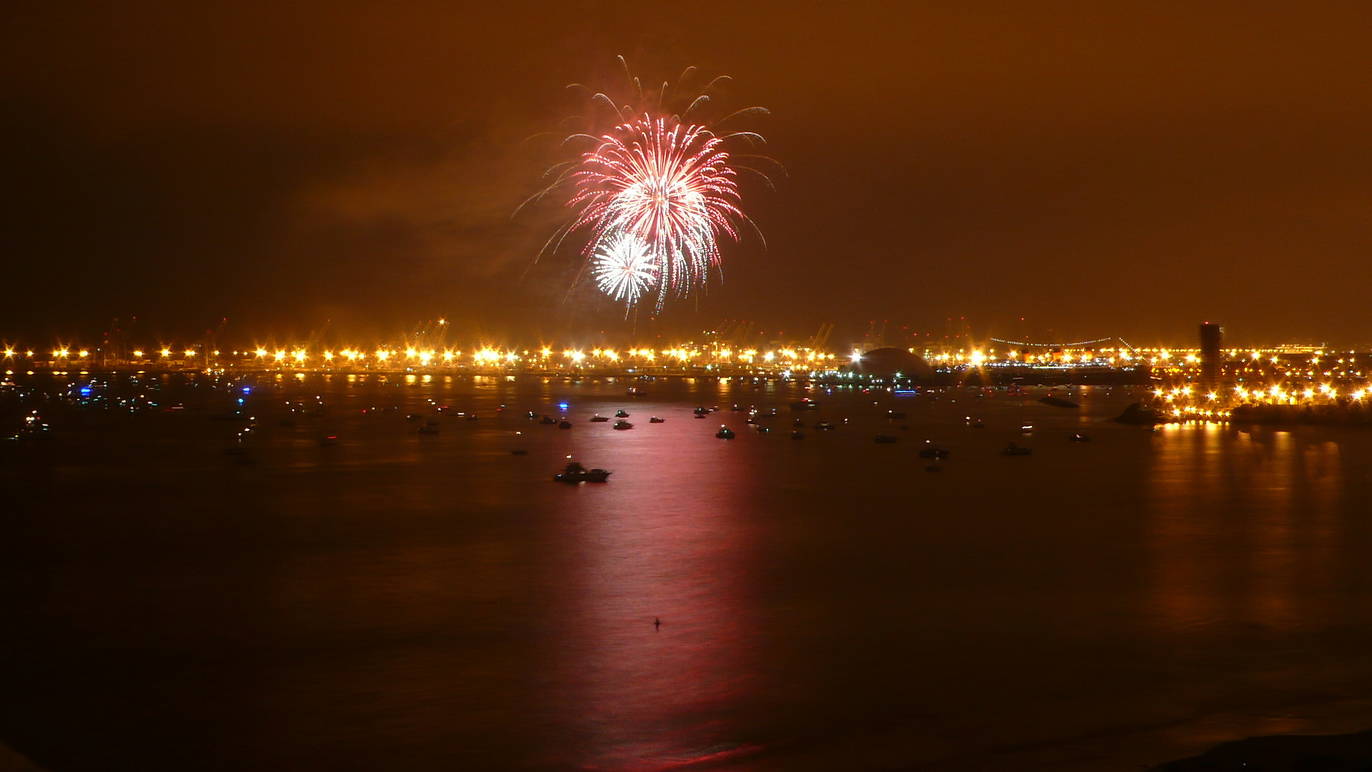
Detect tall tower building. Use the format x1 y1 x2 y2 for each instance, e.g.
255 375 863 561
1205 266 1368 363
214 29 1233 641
1199 322 1223 386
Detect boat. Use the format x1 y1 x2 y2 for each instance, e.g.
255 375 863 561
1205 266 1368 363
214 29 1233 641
755 426 770 434
791 430 805 439
613 420 633 430
539 415 557 425
693 407 709 416
318 435 338 447
558 420 572 429
815 421 836 431
554 461 611 483
716 426 736 439
590 415 610 422
649 416 665 423
874 434 898 444
1020 424 1034 433
1069 433 1092 442
1114 402 1164 425
1002 442 1032 456
1039 395 1080 409
694 413 707 419
614 409 629 418
887 410 907 420
918 441 950 459
790 398 819 411
626 386 646 397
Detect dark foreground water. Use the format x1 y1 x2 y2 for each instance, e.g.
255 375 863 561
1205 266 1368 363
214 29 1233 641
4 373 1372 770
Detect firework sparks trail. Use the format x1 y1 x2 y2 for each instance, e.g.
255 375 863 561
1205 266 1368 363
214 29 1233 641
573 117 746 309
520 58 779 313
591 231 657 309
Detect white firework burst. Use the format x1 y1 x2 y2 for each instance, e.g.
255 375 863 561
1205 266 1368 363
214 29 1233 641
592 232 658 309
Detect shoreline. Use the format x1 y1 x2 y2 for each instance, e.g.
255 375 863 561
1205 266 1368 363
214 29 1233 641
1152 728 1372 770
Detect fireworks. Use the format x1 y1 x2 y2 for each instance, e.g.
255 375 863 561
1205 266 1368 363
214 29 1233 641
522 58 777 313
575 117 745 308
592 231 657 308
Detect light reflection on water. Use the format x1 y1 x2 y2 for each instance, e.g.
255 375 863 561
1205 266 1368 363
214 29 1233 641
4 375 1372 770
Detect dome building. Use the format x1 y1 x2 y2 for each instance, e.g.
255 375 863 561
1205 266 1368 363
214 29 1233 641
845 347 933 379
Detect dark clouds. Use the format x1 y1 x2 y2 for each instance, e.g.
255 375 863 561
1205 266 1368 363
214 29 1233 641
3 1 1370 345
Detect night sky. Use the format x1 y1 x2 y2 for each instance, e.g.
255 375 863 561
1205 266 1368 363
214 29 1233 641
3 2 1370 346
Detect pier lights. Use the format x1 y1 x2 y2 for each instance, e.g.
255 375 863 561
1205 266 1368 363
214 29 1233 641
184 349 195 358
2 348 13 358
132 349 144 359
293 350 307 364
53 348 69 358
255 348 268 358
322 351 334 362
274 350 286 363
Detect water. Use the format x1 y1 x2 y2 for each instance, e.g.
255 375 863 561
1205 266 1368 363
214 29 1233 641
4 373 1372 770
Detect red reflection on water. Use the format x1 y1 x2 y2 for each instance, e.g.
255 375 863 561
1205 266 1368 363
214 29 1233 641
542 409 762 768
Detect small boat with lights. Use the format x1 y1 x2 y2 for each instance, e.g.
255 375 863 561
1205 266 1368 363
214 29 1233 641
614 409 629 418
590 414 610 422
716 426 736 439
649 416 665 423
918 441 950 459
613 420 633 430
554 461 611 483
1039 396 1079 409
